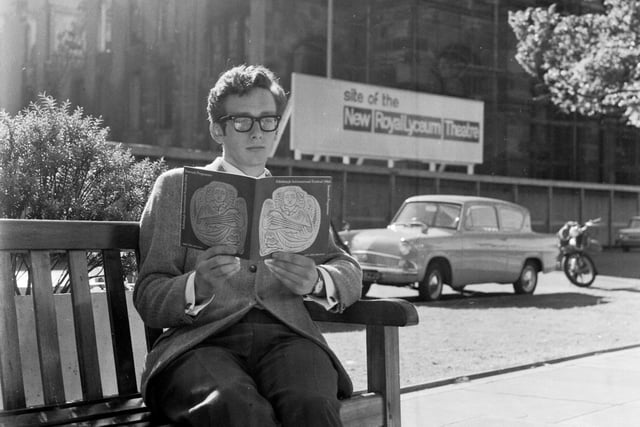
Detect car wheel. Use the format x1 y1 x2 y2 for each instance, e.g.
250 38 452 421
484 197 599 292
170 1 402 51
513 261 538 295
361 282 372 298
622 246 630 253
419 263 445 301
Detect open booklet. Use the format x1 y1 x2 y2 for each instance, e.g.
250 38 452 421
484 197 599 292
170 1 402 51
180 167 332 259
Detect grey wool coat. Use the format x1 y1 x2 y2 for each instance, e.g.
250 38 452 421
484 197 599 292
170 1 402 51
133 162 363 400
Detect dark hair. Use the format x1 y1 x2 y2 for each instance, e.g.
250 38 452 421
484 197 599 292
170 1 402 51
206 64 287 124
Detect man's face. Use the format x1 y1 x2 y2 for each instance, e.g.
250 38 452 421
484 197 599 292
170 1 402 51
213 88 278 176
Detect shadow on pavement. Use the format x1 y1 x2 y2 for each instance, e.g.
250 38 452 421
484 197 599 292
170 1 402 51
406 291 608 310
588 285 640 293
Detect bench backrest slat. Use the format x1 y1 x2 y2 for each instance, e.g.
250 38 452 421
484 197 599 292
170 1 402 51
0 252 26 410
0 219 140 250
0 219 144 410
103 249 138 395
68 250 103 401
31 251 66 405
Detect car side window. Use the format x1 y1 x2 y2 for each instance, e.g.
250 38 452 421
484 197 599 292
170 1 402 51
497 206 524 231
464 205 498 231
433 204 461 229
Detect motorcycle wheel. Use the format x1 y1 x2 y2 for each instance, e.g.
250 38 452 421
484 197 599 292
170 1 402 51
562 253 596 287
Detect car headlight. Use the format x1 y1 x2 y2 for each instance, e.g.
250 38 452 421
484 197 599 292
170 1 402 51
398 259 417 271
399 238 412 255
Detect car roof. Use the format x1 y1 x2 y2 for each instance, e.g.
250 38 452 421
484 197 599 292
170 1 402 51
403 194 522 207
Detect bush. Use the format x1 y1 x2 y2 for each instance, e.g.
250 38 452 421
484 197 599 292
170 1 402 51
0 95 167 292
0 95 165 220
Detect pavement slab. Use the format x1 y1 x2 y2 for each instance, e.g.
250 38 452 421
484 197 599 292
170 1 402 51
401 347 640 427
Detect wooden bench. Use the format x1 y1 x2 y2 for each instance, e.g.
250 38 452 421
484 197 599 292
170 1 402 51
0 219 419 426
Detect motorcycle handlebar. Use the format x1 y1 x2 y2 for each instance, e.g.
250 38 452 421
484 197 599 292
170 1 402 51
584 217 601 227
558 218 601 235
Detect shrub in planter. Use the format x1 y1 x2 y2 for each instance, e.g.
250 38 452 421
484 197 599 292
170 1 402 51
0 95 167 293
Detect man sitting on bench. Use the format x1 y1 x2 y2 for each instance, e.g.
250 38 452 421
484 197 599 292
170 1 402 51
133 64 362 426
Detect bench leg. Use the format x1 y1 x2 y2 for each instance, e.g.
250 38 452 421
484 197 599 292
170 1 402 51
366 325 401 427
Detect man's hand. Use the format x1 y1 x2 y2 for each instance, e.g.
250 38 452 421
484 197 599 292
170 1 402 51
194 245 241 303
264 252 318 295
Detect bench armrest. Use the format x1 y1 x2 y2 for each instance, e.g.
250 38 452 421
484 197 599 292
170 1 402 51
305 298 418 427
145 299 418 351
304 298 419 327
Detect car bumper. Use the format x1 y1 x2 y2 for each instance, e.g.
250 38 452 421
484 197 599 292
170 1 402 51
360 265 419 285
353 250 421 284
617 239 640 248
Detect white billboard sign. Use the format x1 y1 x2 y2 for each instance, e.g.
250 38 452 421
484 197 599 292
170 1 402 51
290 73 484 165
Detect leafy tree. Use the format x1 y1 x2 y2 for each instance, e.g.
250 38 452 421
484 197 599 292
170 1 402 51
0 95 166 293
509 0 640 126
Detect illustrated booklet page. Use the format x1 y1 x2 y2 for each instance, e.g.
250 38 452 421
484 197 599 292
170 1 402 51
180 166 332 259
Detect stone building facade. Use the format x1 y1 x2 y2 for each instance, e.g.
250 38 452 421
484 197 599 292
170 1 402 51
2 0 639 184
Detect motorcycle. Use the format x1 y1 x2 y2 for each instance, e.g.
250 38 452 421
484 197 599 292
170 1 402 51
557 218 602 287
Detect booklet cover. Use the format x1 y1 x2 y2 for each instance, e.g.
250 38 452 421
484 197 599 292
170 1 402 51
180 167 332 259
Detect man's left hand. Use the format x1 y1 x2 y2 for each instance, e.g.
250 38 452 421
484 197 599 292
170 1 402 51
264 252 318 295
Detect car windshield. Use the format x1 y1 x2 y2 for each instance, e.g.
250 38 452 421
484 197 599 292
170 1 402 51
629 218 640 228
392 202 461 229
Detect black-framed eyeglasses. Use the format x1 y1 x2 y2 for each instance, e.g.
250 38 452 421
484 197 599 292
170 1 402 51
219 115 281 132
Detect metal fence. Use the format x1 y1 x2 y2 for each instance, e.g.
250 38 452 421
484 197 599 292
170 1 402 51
125 144 640 247
268 158 640 247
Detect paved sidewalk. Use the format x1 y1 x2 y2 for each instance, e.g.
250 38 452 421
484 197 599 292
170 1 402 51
401 346 640 426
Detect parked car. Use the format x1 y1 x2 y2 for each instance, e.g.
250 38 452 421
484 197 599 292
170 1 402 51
88 275 135 291
616 216 640 252
339 195 558 301
89 275 106 291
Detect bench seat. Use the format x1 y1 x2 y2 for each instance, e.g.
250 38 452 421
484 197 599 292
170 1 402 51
0 219 418 426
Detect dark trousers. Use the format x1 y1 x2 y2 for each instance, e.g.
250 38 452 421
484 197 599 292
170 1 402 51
146 310 342 427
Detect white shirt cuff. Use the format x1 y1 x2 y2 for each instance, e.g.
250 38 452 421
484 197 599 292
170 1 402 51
304 266 338 311
185 272 214 316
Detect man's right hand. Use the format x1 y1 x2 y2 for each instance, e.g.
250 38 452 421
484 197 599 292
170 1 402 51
194 245 240 304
